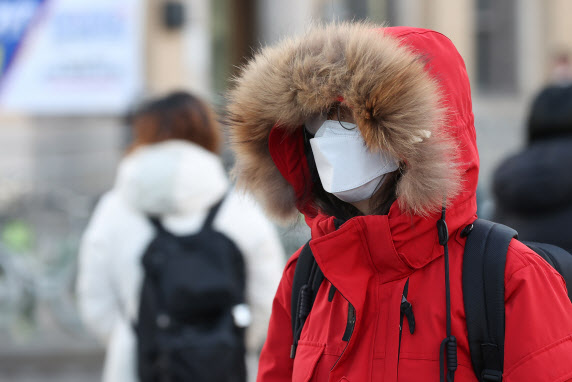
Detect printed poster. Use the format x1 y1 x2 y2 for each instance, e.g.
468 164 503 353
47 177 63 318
0 0 144 114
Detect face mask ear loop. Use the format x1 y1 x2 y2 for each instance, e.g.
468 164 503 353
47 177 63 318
338 103 356 131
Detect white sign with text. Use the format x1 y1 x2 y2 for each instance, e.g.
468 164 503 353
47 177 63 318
0 0 144 114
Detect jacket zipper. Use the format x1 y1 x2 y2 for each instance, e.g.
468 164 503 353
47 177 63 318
331 296 356 370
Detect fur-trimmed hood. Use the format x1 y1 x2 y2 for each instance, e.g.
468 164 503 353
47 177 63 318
228 23 478 222
115 140 229 215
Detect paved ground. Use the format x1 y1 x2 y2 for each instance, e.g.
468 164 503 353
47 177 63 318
0 345 103 382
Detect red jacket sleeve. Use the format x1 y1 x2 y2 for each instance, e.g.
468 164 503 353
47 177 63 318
503 241 572 381
256 254 298 381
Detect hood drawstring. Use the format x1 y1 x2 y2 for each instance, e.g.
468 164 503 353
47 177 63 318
438 206 457 382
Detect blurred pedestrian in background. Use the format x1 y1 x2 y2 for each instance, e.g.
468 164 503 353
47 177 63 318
76 91 285 382
493 84 572 253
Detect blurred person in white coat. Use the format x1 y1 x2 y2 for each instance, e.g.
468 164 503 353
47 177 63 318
76 91 285 382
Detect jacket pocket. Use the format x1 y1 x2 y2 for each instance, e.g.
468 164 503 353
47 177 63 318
292 342 326 382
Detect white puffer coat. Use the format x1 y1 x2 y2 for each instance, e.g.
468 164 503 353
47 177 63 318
76 140 285 382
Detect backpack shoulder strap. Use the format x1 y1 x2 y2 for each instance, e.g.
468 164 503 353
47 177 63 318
290 219 344 359
290 241 324 358
148 216 167 234
202 194 227 230
463 219 517 382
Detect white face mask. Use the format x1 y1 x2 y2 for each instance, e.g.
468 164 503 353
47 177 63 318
309 120 399 203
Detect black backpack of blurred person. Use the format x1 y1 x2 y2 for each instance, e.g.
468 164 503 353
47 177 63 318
134 197 248 382
493 84 572 253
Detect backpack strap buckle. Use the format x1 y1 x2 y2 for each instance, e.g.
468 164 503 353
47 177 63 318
481 369 502 381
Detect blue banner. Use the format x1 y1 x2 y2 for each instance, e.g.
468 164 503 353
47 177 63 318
0 0 46 77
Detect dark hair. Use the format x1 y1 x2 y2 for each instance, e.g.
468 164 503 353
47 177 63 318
302 128 400 220
127 91 221 153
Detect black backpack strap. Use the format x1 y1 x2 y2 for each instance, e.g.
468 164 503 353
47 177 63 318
147 193 227 234
202 195 227 230
290 241 324 359
290 219 345 359
148 216 167 233
463 219 517 382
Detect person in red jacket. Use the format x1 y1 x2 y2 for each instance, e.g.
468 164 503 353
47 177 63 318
227 23 572 382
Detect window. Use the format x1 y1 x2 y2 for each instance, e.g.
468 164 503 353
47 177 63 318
319 0 390 24
476 0 517 93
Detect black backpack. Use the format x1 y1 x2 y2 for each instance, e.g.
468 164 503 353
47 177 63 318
135 197 247 382
290 218 572 381
462 219 572 381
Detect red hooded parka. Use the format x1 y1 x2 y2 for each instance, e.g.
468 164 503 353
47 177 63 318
228 23 572 382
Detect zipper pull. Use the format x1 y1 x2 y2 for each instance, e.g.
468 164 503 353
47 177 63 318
400 295 415 334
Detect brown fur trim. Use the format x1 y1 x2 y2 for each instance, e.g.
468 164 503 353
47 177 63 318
227 22 461 222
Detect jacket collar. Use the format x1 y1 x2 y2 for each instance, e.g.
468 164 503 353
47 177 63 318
306 196 477 285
